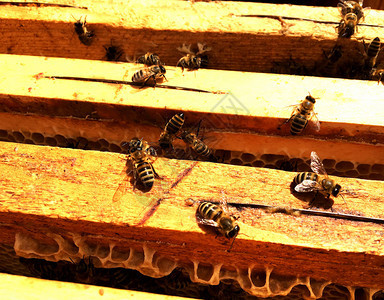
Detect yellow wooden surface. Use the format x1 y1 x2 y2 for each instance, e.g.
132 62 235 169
0 273 193 300
1 0 384 73
0 54 383 168
0 141 384 289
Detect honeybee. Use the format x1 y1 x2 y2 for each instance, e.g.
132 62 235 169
104 44 125 62
294 152 343 201
132 65 167 87
71 256 95 284
177 43 211 71
126 137 160 190
323 45 343 65
337 0 367 38
179 124 217 162
364 37 381 70
73 16 94 46
197 198 240 251
136 53 162 66
338 0 365 22
279 94 320 135
371 68 384 84
159 113 185 150
337 13 358 38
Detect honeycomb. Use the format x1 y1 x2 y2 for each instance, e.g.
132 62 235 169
9 231 384 299
0 129 383 180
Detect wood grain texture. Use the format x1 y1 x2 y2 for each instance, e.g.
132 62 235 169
0 272 191 300
1 0 384 73
0 54 383 167
1 141 384 289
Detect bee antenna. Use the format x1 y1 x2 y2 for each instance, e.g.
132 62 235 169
69 257 75 264
340 193 348 206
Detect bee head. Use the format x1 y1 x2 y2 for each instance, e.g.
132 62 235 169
159 65 166 74
305 95 316 104
227 225 240 239
128 138 143 153
332 184 342 197
191 56 202 68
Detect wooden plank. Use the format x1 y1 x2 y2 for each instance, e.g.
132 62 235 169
0 273 192 300
0 54 383 169
1 1 384 73
1 141 384 294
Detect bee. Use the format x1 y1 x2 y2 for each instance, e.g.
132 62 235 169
338 0 365 22
71 256 96 284
177 43 211 71
132 65 167 87
337 1 367 38
126 137 159 189
159 113 185 150
179 122 217 162
323 45 343 65
73 16 94 46
337 13 358 38
371 68 384 84
136 53 162 66
104 44 125 62
294 152 344 201
364 37 381 70
197 198 240 251
279 94 320 135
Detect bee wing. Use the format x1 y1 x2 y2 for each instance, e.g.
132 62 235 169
177 43 194 55
219 191 229 214
310 151 328 176
310 112 321 132
295 180 322 193
196 214 219 228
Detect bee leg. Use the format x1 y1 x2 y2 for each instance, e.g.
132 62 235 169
141 75 156 88
151 164 161 179
308 191 319 207
278 114 295 130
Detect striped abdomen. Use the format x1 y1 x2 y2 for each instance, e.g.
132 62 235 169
193 140 211 157
198 202 223 221
132 69 150 82
290 113 308 135
294 172 318 185
137 53 161 66
166 113 185 134
367 37 380 58
136 160 154 188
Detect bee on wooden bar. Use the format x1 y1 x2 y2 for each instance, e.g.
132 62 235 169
337 0 368 38
126 137 160 189
136 52 162 66
278 94 320 135
364 37 381 70
132 65 167 87
177 43 211 71
338 0 366 22
337 13 358 38
294 152 345 203
179 121 218 162
159 113 185 150
197 198 240 251
73 16 94 46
